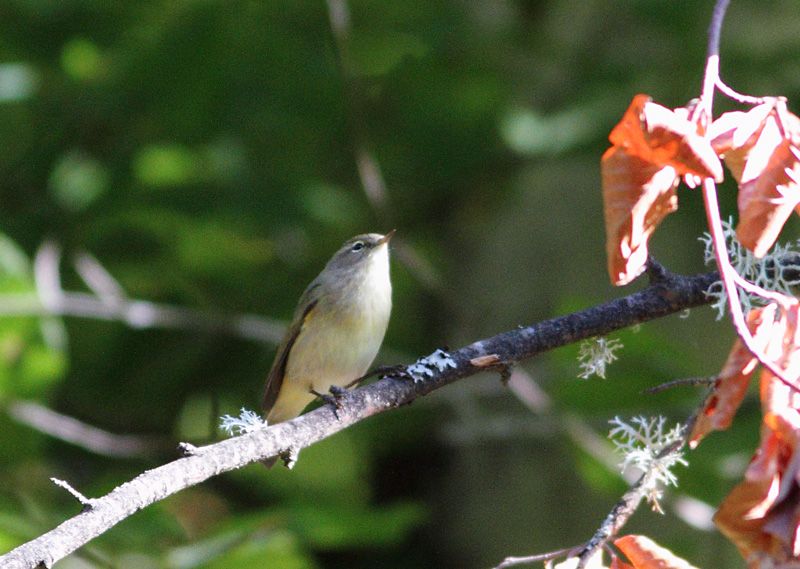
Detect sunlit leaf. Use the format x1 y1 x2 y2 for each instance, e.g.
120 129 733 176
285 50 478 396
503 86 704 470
601 95 722 285
133 144 201 187
601 147 678 285
607 95 722 180
710 99 800 257
201 530 317 569
738 123 800 257
614 534 700 569
715 322 800 566
49 150 109 211
348 31 427 76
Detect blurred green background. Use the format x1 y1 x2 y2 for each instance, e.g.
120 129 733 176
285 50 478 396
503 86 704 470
1 1 799 567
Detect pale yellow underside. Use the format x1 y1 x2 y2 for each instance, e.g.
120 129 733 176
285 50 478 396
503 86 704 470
266 246 391 424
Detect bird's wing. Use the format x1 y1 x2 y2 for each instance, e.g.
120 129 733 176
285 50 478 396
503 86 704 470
261 283 321 415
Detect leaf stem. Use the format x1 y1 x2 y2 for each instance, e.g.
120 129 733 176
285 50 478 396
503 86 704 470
701 179 796 390
706 0 730 58
698 0 799 392
715 77 766 105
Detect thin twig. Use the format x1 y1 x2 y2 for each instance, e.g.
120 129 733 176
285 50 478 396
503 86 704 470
50 478 95 510
494 545 582 568
324 0 445 293
706 0 730 59
715 77 766 105
643 376 718 394
697 0 798 391
7 400 168 459
730 271 793 306
0 241 286 344
701 179 797 391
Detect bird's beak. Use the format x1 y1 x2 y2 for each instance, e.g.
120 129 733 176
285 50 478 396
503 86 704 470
377 229 396 246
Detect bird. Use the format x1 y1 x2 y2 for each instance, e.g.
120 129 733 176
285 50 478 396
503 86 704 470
262 231 394 432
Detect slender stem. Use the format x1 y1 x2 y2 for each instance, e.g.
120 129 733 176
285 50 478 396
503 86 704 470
715 77 766 105
706 0 731 58
701 179 796 390
698 0 730 121
643 376 717 395
731 271 793 306
494 546 581 568
699 55 719 125
697 0 798 391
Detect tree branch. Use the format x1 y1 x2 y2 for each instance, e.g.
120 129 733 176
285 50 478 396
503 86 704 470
7 400 169 460
0 241 286 344
0 268 718 569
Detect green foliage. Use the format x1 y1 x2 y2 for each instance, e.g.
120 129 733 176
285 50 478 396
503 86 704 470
0 235 66 399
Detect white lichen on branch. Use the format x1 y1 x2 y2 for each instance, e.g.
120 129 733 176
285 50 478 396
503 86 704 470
407 348 457 382
608 416 687 512
577 337 622 379
701 218 800 318
219 408 267 435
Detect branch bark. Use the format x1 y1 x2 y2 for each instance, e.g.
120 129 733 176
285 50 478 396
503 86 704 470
0 267 718 569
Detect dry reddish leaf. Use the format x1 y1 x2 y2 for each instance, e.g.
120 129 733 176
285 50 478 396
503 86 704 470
762 302 800 386
715 373 800 565
602 95 723 285
715 304 800 565
608 95 723 180
610 559 636 569
710 99 800 257
710 101 775 181
738 126 800 257
613 535 699 569
714 426 784 562
689 306 776 447
689 339 756 447
602 148 678 285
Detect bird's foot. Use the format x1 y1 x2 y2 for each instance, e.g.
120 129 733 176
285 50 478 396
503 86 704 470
310 386 348 418
347 364 409 387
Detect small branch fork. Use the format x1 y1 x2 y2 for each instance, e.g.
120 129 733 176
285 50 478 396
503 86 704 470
493 398 704 569
697 0 799 391
0 267 718 569
49 479 95 512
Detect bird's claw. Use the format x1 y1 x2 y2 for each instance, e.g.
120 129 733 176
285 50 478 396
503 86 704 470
311 386 349 418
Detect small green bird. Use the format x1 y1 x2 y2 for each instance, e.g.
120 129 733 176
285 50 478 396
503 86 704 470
262 231 394 426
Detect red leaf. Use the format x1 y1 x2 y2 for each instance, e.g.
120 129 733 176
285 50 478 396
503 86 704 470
602 95 723 285
715 372 800 565
715 304 800 564
710 99 800 257
710 102 775 180
614 535 700 569
762 302 800 386
602 148 678 285
608 95 723 180
610 558 636 569
738 126 800 257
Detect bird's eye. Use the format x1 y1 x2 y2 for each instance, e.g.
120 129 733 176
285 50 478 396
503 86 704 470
351 241 365 252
